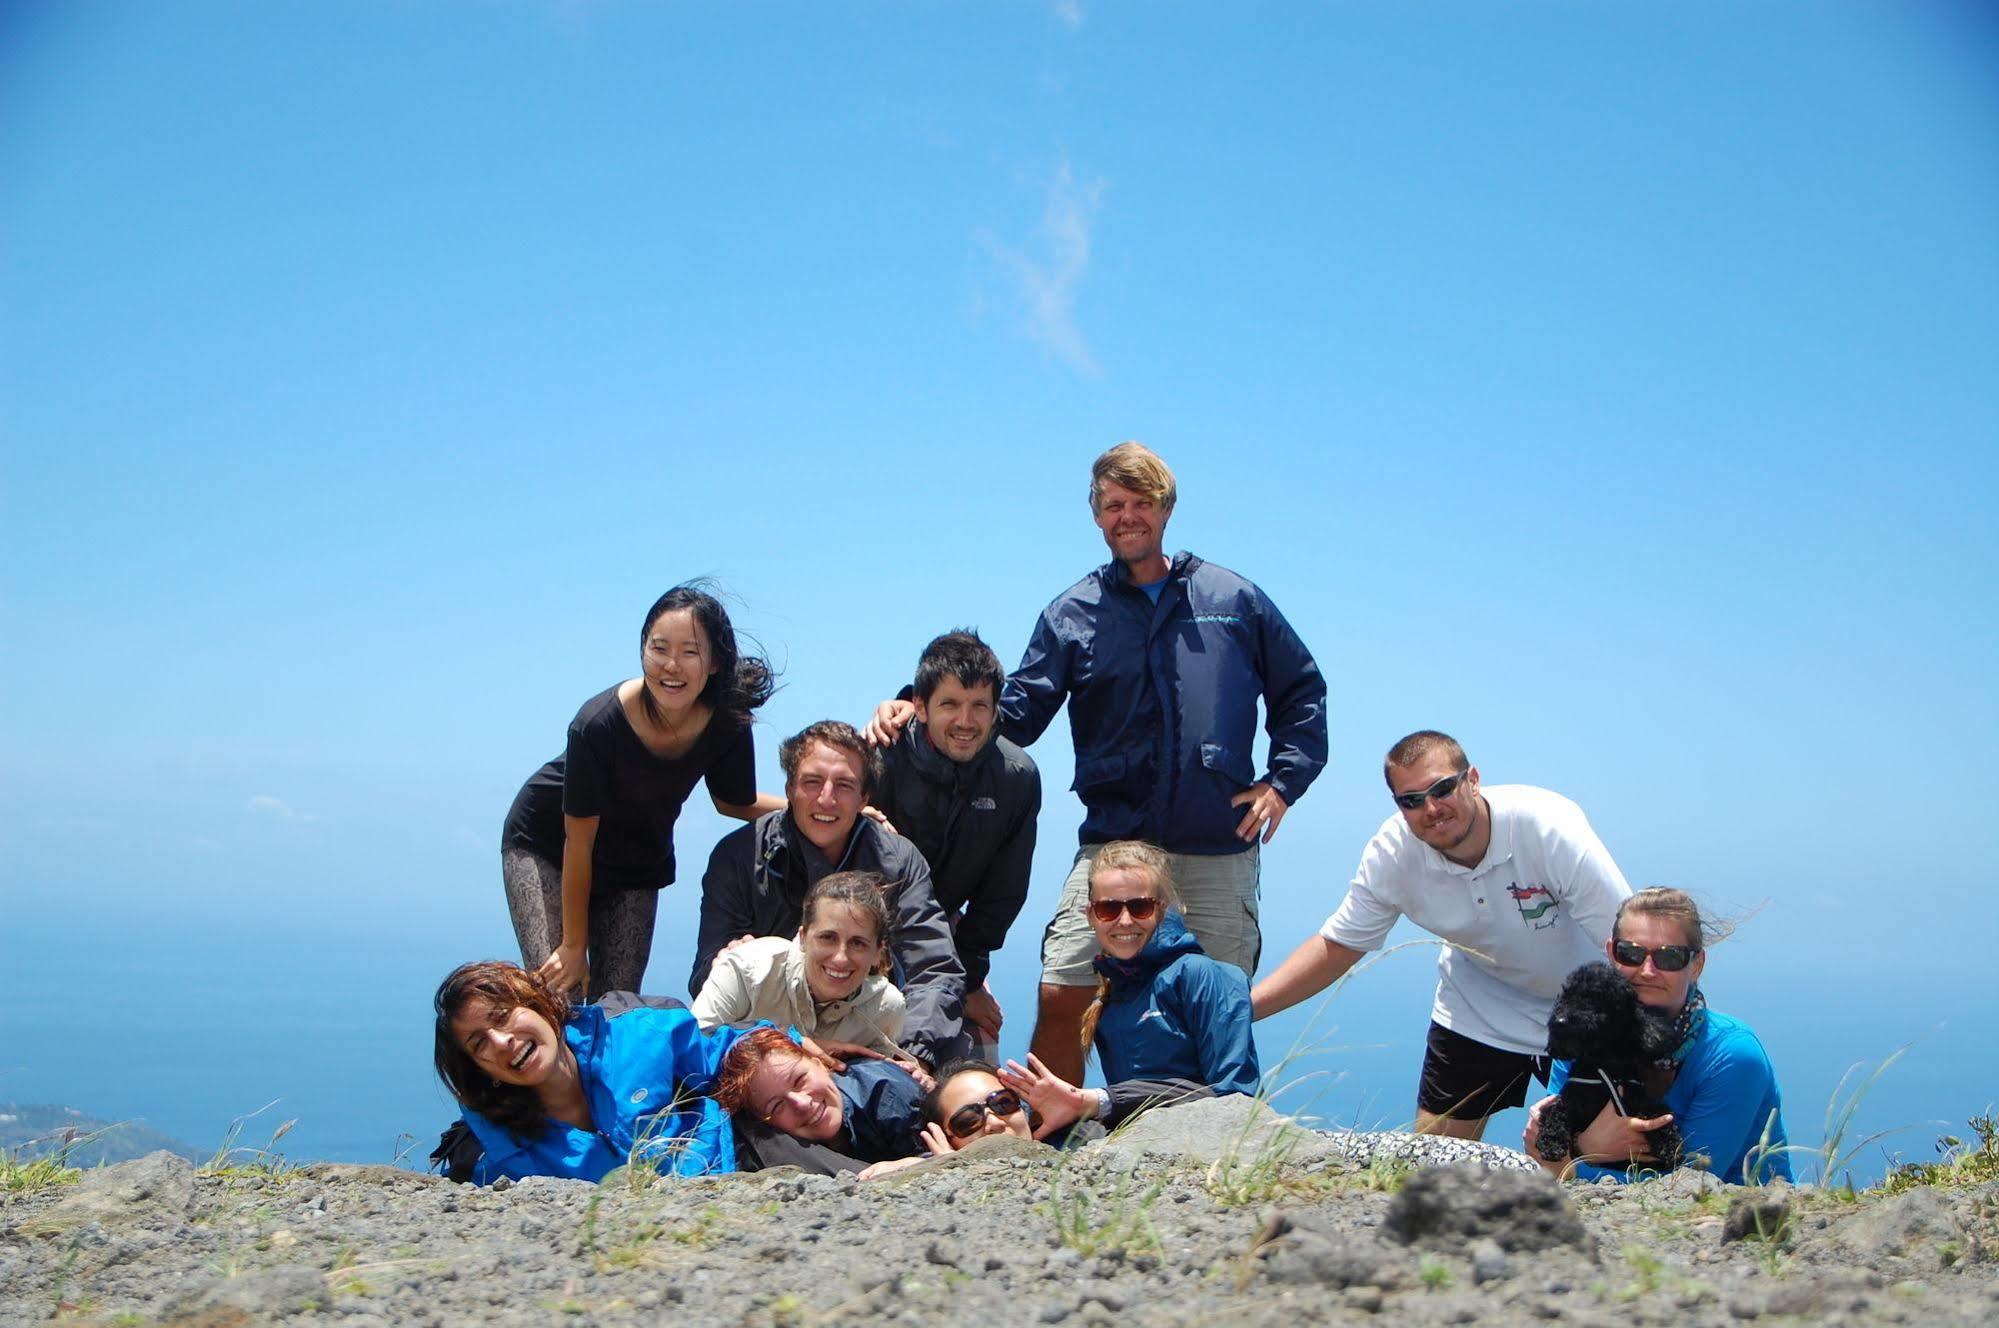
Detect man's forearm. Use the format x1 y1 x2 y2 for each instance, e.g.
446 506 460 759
1250 935 1364 1020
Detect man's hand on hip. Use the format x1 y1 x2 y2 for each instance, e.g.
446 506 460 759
1231 782 1290 844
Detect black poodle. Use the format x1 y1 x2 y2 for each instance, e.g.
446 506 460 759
1534 961 1684 1171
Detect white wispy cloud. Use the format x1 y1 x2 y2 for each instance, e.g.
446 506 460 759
1053 0 1083 27
983 157 1107 376
246 794 319 823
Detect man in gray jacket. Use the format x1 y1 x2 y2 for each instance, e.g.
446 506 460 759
872 630 1041 1053
691 719 967 1068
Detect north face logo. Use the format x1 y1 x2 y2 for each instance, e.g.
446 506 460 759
971 797 997 811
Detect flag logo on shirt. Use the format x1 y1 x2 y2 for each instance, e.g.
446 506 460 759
1508 883 1560 929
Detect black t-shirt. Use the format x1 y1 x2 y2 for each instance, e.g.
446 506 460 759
503 686 756 891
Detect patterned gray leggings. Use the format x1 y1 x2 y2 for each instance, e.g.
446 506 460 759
501 847 659 1001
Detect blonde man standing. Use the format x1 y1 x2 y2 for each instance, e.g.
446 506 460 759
872 443 1327 1082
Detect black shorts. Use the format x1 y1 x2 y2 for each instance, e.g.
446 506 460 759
1417 1021 1550 1119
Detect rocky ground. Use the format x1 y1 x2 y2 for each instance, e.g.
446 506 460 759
3 1097 1994 1327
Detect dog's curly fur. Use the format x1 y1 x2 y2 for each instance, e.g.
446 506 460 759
1535 962 1684 1172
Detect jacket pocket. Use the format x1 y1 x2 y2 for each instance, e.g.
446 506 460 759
1198 742 1255 789
1070 751 1132 795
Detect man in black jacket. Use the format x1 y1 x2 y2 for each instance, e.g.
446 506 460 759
872 631 1041 1054
690 719 967 1068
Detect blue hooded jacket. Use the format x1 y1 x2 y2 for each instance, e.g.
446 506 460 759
1003 552 1327 856
1091 910 1261 1096
462 1004 744 1185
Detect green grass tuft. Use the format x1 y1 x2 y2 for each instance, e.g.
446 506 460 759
1 1123 115 1194
1881 1109 1999 1195
201 1101 299 1181
1042 1159 1165 1258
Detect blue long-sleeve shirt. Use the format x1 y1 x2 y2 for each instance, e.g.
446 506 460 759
1550 1007 1790 1185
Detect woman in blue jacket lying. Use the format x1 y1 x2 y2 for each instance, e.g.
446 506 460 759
434 960 747 1185
1078 840 1261 1097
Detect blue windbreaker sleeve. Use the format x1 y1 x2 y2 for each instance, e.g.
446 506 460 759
622 1010 750 1179
461 1112 516 1186
1251 587 1328 807
1001 606 1071 748
1174 959 1262 1098
622 1006 748 1092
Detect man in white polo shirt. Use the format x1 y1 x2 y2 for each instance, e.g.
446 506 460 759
1252 730 1630 1140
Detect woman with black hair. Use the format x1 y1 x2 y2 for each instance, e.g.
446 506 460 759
502 583 780 998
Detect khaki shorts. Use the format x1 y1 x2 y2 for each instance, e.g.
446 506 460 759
1040 842 1261 985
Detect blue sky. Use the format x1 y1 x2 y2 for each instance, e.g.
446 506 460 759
3 2 1996 1171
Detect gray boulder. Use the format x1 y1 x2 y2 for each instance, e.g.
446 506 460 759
13 1150 194 1239
1382 1165 1595 1256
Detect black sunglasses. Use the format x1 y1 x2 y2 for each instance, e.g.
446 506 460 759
1611 939 1701 972
1392 770 1468 811
1089 897 1161 924
944 1088 1024 1139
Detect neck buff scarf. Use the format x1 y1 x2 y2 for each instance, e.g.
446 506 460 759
1092 951 1152 986
1656 984 1708 1070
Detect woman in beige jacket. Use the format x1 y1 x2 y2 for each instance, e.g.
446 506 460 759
691 870 907 1058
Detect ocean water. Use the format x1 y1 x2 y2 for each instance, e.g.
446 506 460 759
4 897 1986 1186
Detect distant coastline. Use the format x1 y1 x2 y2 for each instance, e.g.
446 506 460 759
0 1103 199 1168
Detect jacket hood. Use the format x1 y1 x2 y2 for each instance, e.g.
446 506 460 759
1094 908 1203 987
761 808 866 900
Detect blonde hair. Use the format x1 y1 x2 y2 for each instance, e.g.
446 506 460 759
1078 841 1181 1052
1617 887 1734 949
1089 442 1178 514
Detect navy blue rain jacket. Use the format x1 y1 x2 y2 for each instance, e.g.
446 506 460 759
1091 911 1261 1097
1003 551 1327 856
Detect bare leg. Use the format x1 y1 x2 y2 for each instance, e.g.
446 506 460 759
1028 983 1098 1086
1414 1109 1490 1141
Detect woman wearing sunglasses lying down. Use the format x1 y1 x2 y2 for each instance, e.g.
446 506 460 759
1525 888 1791 1184
1078 840 1261 1095
846 1058 1214 1178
